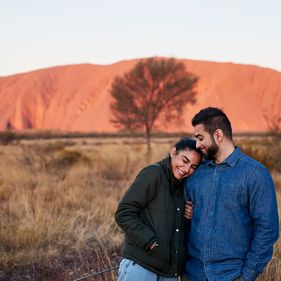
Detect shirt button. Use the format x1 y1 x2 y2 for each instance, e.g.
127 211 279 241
174 273 178 276
177 208 180 211
175 249 178 253
176 229 179 232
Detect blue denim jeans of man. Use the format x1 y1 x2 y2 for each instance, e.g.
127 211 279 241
181 271 244 281
117 258 179 281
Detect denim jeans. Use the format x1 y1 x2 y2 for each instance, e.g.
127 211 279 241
117 258 179 281
181 271 244 281
180 272 189 281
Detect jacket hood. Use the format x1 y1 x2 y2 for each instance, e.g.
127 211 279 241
159 156 183 192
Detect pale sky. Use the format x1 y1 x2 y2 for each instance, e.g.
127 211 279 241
1 0 281 76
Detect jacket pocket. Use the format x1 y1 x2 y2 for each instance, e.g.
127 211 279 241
148 241 170 265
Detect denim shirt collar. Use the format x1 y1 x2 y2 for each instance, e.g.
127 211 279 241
206 147 241 167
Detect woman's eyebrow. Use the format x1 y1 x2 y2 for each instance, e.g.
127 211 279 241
183 155 190 162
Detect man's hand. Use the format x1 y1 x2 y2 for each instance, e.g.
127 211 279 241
185 201 193 220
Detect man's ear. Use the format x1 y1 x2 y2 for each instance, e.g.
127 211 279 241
214 129 224 143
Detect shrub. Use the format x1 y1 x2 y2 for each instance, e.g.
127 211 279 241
0 131 17 145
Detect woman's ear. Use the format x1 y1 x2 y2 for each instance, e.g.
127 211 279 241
170 147 177 158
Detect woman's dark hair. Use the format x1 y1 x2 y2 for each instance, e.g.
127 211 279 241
192 107 233 140
174 137 203 157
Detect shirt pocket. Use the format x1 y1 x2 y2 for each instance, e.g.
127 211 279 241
221 183 245 209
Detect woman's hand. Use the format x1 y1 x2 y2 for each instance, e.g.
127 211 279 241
184 201 193 220
149 241 158 250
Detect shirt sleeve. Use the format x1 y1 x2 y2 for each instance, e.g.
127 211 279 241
242 165 279 281
115 165 160 250
184 178 194 202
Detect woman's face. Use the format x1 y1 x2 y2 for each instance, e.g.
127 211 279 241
170 148 202 180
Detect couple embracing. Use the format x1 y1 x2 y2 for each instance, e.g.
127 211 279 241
115 107 279 281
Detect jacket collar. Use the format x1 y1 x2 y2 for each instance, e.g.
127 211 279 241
159 156 183 191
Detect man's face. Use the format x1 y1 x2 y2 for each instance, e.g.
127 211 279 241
194 124 219 160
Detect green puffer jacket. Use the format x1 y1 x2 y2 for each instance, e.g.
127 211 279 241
115 156 187 277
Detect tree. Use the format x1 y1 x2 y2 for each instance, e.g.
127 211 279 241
263 108 281 133
110 57 198 153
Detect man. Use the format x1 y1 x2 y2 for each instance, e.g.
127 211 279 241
182 107 279 281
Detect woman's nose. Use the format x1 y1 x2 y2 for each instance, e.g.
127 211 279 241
185 165 191 175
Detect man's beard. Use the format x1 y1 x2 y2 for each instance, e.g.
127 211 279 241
204 136 219 160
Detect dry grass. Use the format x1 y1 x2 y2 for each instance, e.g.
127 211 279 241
0 136 280 281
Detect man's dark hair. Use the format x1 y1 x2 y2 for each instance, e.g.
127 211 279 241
192 107 233 140
175 137 203 157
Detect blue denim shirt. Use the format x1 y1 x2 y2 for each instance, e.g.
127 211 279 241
184 147 279 281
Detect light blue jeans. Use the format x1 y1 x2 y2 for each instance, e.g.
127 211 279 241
117 258 179 281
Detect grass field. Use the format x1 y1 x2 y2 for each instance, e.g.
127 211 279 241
0 135 280 281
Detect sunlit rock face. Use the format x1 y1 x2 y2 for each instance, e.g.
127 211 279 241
0 59 280 133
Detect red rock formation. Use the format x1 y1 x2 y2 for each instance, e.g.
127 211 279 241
0 59 280 133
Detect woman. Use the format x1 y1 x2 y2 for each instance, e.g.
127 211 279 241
115 137 203 281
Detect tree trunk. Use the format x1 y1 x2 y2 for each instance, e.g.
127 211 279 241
145 128 152 162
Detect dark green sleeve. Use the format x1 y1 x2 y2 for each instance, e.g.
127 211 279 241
115 165 160 250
